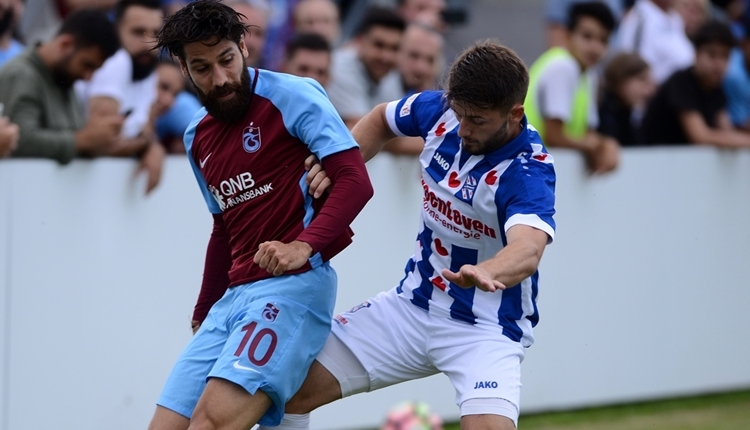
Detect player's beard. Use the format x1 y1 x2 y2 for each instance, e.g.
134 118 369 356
462 119 514 155
193 63 252 123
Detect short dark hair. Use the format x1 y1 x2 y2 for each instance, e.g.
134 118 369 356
114 0 162 23
355 6 406 37
57 8 120 60
604 52 649 93
156 0 249 61
445 40 529 114
567 2 616 33
286 32 331 60
693 20 737 49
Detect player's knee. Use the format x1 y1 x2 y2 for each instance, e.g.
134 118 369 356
186 407 221 430
460 414 516 430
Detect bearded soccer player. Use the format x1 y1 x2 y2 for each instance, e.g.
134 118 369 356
146 1 373 429
264 41 557 430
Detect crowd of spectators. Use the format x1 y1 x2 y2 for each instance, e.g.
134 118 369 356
0 0 748 180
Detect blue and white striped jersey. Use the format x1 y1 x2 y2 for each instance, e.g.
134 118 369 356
384 91 556 347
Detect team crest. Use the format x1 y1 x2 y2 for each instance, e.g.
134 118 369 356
348 301 371 313
459 175 478 200
262 302 280 322
243 122 261 153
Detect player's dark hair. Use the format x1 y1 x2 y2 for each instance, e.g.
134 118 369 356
156 0 249 61
286 32 331 60
355 6 406 37
743 15 750 40
445 40 529 114
692 20 737 49
567 2 616 33
114 0 162 22
57 8 120 60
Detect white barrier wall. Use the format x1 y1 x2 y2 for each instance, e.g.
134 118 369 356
1 148 749 430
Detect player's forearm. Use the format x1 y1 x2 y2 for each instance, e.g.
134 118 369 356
479 236 545 288
296 148 373 252
352 103 398 162
193 214 232 323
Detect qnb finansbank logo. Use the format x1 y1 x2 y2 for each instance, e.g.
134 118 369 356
209 171 273 211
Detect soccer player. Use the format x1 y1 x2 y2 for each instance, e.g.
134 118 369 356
263 40 556 430
147 0 373 429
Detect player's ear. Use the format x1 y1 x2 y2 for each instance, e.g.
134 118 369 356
179 59 190 78
509 104 525 125
238 39 249 59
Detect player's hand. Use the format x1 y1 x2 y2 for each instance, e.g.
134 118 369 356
304 154 331 198
254 240 313 276
442 265 505 292
191 320 201 335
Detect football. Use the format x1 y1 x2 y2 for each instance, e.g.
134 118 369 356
381 401 444 430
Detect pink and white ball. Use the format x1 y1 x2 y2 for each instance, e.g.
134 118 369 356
381 401 443 430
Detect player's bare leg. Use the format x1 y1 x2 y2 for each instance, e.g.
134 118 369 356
148 406 189 430
461 414 516 430
148 378 273 430
284 360 343 414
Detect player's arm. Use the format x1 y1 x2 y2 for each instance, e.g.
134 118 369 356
351 102 399 162
191 213 232 332
255 148 373 276
443 225 549 292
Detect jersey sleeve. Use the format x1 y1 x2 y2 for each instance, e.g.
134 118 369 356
184 108 222 214
495 150 556 243
279 77 358 160
384 90 444 138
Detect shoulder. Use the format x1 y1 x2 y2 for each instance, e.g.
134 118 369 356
540 54 579 80
255 69 328 104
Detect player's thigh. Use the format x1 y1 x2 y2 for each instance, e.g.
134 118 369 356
430 322 525 425
211 265 337 426
285 349 345 414
460 414 516 430
189 378 273 430
156 290 239 419
330 288 438 393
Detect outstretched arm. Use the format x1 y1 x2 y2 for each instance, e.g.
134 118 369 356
351 103 399 162
443 224 549 292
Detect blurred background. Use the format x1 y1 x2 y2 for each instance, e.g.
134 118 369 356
1 0 750 429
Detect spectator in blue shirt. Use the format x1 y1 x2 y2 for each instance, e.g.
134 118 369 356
723 17 750 129
0 0 24 67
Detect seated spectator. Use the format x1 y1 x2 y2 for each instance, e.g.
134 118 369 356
641 20 750 146
618 0 696 84
526 2 620 174
0 0 23 67
598 53 656 146
293 0 340 47
76 0 165 193
398 23 443 95
545 0 623 47
724 17 750 129
154 59 201 154
0 8 121 164
0 115 18 157
327 6 405 129
282 32 331 87
397 0 445 30
230 1 267 67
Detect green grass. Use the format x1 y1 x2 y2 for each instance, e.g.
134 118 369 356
443 389 750 430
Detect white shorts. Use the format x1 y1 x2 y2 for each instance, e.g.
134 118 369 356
318 288 525 424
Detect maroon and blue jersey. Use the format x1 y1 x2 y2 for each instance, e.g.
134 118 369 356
185 68 358 287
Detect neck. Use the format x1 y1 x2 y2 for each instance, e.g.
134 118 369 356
36 41 61 70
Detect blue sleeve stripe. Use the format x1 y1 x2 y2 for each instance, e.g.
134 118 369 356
255 71 358 160
184 109 221 215
384 100 407 136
